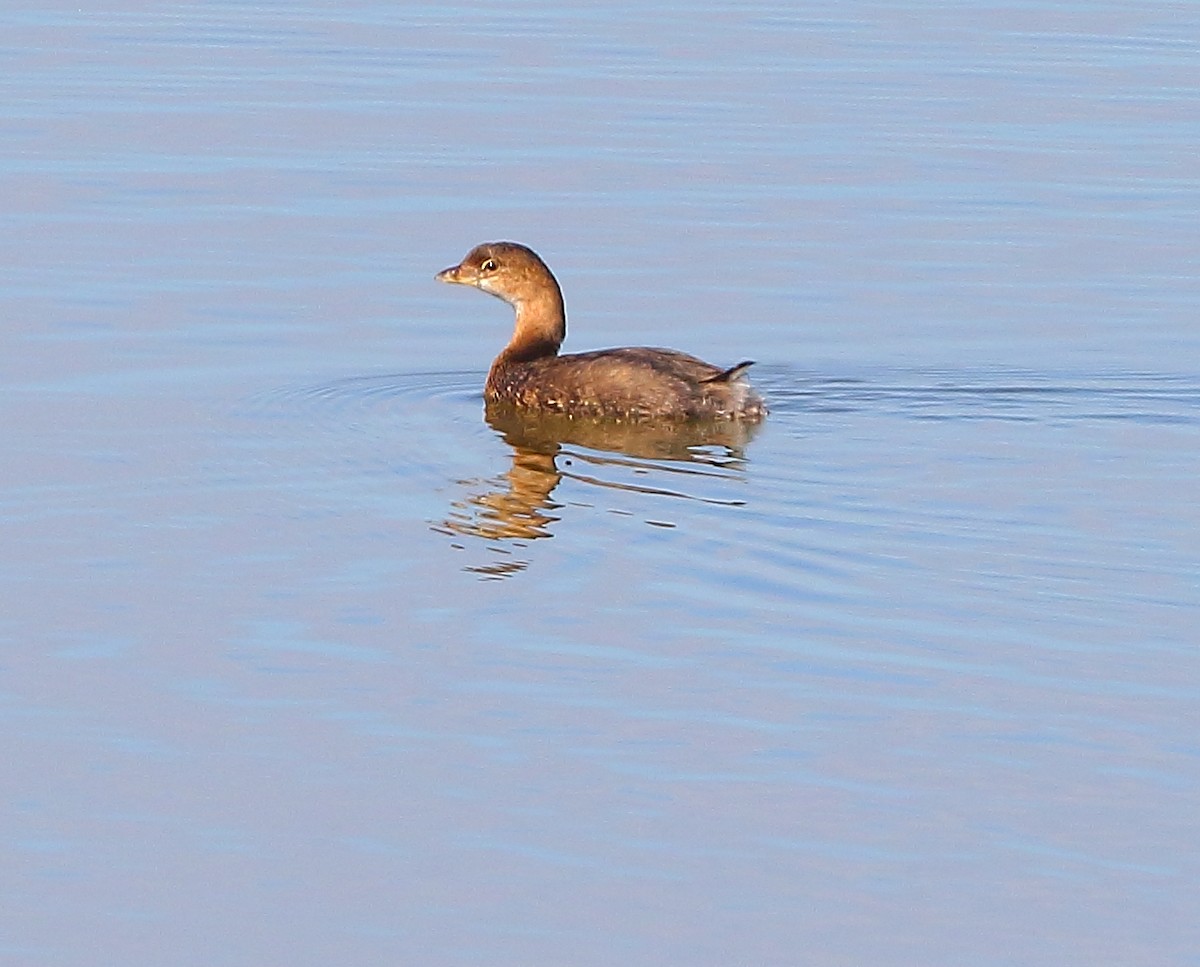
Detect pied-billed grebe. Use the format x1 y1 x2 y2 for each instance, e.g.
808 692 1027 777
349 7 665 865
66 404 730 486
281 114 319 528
436 241 766 422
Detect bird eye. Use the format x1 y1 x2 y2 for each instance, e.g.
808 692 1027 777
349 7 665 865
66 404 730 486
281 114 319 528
481 258 497 273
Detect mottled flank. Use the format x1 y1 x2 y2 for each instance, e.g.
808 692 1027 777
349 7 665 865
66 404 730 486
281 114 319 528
436 241 766 422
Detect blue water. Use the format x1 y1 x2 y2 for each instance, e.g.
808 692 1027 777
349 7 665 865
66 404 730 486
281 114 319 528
3 3 1199 965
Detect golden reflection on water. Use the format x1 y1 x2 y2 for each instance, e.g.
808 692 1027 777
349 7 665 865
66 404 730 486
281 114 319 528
434 402 761 578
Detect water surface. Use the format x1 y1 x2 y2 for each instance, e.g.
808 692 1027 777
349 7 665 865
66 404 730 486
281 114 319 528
3 3 1199 965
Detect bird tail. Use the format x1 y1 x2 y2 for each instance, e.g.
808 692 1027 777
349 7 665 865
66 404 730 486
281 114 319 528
700 360 755 384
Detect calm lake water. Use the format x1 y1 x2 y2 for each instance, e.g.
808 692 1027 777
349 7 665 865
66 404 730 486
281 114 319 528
3 2 1199 965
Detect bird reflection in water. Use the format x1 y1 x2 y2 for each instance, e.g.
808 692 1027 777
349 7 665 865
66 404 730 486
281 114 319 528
435 402 760 578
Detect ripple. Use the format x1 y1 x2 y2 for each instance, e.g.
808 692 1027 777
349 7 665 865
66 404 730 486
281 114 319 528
240 371 762 575
716 366 1200 653
240 370 489 488
236 365 1200 586
245 370 482 423
754 367 1200 426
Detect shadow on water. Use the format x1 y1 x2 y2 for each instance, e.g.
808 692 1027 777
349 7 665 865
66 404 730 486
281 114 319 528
433 401 761 579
